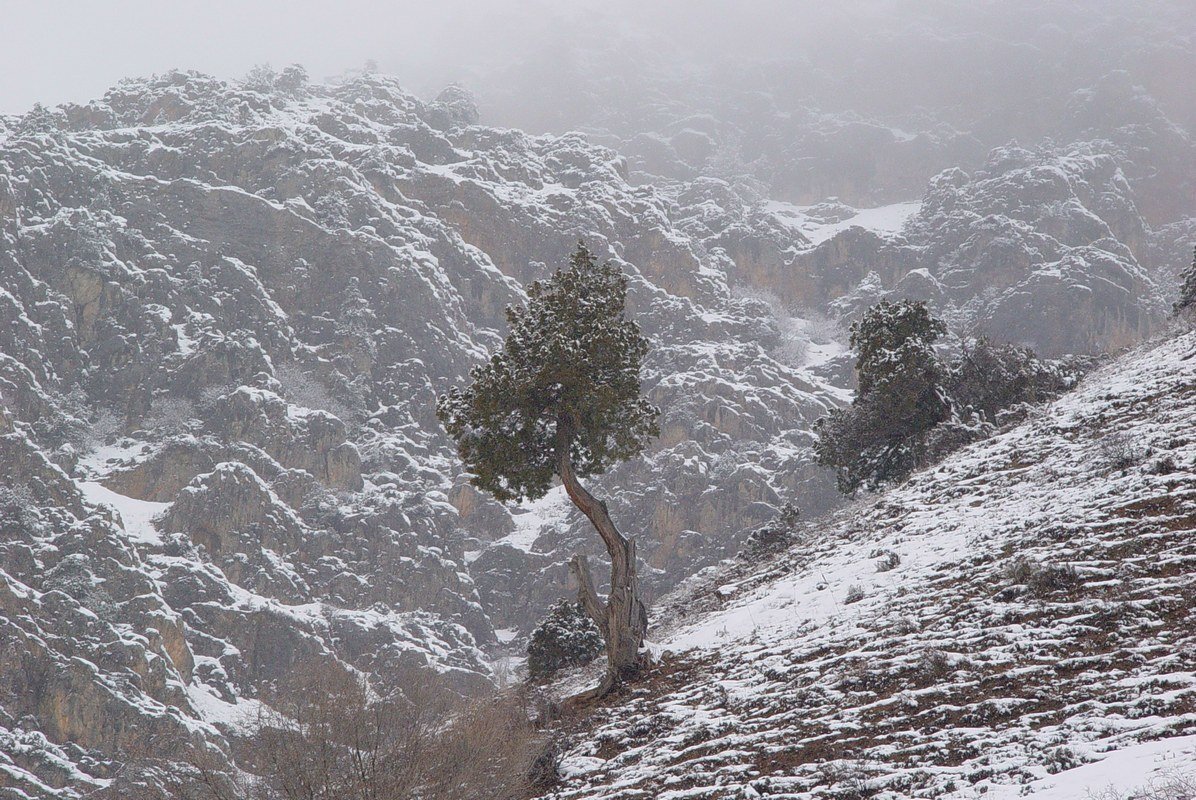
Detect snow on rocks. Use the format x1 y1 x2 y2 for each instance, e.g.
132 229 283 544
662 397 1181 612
765 200 922 247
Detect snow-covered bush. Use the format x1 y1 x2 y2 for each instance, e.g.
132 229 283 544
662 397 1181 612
142 396 197 435
242 63 277 92
816 302 1084 495
873 549 901 572
739 502 801 559
815 300 948 493
275 364 358 424
1040 745 1083 774
0 486 39 531
946 337 1076 425
915 649 954 682
526 601 604 681
276 64 309 96
1148 454 1178 475
86 407 123 450
1002 557 1081 598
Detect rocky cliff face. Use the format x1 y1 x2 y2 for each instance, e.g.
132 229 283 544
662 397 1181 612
0 54 1189 797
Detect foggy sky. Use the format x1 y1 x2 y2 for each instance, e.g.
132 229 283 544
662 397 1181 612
0 0 843 115
0 0 468 113
2 0 1187 122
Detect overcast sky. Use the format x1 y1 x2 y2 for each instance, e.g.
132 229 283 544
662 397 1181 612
0 0 565 114
0 0 848 115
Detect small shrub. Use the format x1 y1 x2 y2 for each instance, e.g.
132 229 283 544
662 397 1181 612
917 648 954 681
1148 454 1178 475
86 407 123 449
873 549 901 572
1042 745 1083 774
1099 432 1141 472
1003 557 1081 597
844 585 865 605
142 396 197 435
0 486 39 531
527 601 604 681
276 364 358 423
739 502 801 559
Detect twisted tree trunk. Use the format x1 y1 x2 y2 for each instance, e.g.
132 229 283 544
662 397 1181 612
557 422 649 696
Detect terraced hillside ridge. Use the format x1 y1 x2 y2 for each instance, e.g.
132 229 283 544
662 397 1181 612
545 330 1196 800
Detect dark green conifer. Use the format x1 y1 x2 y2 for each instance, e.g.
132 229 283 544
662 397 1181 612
439 242 659 694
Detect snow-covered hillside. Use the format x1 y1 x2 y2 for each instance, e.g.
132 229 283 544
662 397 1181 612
546 330 1196 799
0 30 1191 797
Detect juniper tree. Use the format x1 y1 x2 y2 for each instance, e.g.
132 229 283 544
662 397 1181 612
438 242 659 694
527 601 604 681
1175 245 1196 316
815 299 948 493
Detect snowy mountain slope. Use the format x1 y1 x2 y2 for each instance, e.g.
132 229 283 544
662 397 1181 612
0 62 1190 798
545 330 1196 799
0 71 851 797
467 0 1194 359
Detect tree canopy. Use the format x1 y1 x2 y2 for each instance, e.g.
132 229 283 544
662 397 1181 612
439 242 659 693
437 243 659 503
815 299 949 494
816 299 1081 495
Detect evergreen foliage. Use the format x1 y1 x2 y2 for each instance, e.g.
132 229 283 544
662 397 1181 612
815 301 1081 495
1176 245 1196 316
815 300 949 493
437 243 659 503
527 601 605 681
439 242 659 692
946 337 1072 424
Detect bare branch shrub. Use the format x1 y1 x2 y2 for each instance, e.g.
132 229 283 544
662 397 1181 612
1099 431 1141 472
181 663 553 800
1087 772 1196 800
87 407 124 449
803 309 847 347
275 364 358 424
143 396 198 436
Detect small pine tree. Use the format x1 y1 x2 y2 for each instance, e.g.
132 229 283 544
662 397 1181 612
527 601 604 681
1175 245 1196 316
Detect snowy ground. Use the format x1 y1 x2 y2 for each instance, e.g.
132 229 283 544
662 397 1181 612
545 330 1196 799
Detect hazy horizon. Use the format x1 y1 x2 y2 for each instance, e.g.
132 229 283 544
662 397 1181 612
0 0 1049 116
